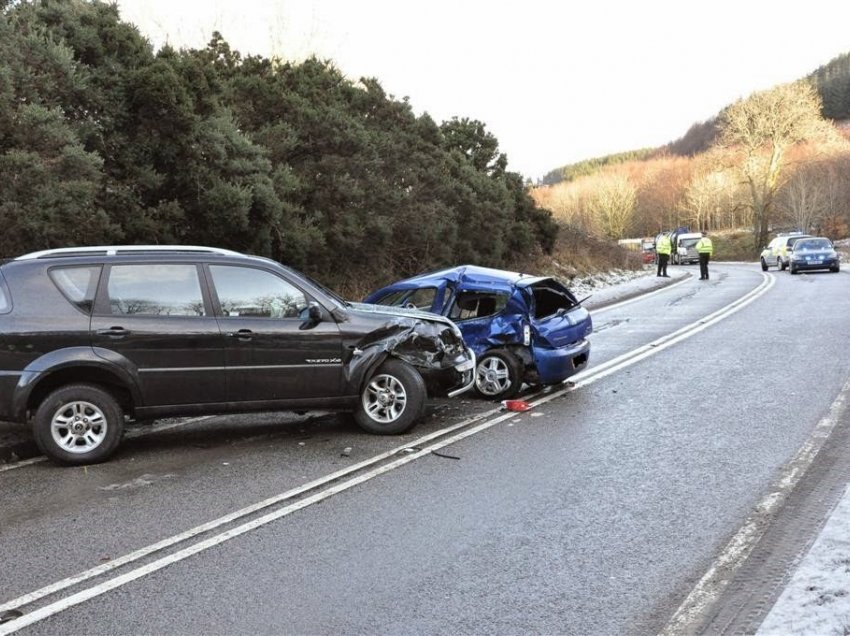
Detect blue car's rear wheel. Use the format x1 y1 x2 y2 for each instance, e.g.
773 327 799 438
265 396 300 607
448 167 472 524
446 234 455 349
474 351 523 400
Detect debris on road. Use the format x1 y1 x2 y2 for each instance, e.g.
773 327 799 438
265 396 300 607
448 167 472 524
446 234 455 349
501 399 532 412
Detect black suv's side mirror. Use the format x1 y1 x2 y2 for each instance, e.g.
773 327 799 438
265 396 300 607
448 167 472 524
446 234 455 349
299 302 322 330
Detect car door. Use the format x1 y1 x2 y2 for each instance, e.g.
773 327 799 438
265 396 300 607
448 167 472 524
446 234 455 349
206 264 344 402
90 262 226 406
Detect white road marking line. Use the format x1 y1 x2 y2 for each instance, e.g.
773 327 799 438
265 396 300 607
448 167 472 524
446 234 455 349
0 410 503 616
592 272 691 313
0 457 44 473
0 273 774 634
659 373 850 636
572 272 773 385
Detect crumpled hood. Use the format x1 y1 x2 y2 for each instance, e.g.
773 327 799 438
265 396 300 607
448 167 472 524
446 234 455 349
347 301 458 330
340 302 472 390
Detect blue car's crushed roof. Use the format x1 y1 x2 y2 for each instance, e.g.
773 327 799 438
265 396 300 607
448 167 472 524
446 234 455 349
387 265 548 292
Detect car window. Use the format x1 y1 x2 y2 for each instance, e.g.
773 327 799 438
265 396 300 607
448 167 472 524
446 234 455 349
49 266 101 314
0 273 10 314
107 264 206 316
449 292 506 321
371 290 411 307
210 265 307 319
796 239 832 251
370 287 437 310
531 284 577 319
403 287 437 310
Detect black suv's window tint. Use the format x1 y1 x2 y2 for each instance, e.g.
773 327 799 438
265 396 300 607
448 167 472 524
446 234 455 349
49 266 101 313
107 264 205 316
210 266 307 319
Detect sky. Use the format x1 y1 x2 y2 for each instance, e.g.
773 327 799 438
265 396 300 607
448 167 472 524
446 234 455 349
115 0 850 181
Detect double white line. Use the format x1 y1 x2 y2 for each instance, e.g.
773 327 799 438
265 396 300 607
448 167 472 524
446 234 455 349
0 273 773 634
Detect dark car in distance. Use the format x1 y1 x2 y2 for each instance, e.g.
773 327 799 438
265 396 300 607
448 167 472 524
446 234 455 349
760 232 811 271
0 246 475 465
364 265 592 400
788 237 841 274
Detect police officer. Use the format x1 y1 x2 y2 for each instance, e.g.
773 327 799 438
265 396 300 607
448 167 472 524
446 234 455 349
656 233 672 277
696 232 714 280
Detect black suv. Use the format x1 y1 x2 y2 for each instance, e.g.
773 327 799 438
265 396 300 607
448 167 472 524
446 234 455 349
0 246 475 465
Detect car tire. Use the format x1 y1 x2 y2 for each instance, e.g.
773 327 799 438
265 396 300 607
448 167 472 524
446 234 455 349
354 359 426 435
778 258 786 271
474 350 523 400
831 265 840 273
33 384 124 465
790 265 798 275
760 258 768 272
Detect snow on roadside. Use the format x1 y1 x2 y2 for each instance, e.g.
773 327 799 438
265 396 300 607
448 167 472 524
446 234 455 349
757 485 850 635
565 267 653 299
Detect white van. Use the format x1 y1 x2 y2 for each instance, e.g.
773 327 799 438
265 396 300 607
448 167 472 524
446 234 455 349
672 232 703 265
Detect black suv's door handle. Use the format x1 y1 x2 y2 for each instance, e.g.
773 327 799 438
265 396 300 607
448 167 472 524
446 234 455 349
96 327 129 337
227 329 254 341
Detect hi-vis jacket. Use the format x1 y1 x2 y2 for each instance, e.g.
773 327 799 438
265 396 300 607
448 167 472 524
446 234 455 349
696 236 714 255
656 235 672 255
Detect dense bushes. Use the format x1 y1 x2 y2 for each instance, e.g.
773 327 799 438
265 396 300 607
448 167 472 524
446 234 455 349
0 1 557 290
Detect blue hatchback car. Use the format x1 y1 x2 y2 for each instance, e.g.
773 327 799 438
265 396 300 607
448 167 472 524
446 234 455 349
364 265 592 399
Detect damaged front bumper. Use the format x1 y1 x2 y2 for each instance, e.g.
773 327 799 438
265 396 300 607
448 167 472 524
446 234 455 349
343 302 477 399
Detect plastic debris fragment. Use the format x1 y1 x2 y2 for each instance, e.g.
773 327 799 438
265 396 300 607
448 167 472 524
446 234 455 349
501 399 532 412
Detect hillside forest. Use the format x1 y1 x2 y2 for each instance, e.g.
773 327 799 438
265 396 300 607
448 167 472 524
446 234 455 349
3 1 850 296
535 56 850 254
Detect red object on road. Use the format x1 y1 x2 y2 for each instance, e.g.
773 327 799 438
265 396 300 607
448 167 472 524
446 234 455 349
501 399 532 412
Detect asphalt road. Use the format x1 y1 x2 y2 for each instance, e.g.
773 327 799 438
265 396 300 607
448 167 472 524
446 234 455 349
2 263 849 635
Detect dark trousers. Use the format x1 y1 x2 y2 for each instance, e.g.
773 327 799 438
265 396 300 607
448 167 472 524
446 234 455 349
699 253 710 279
657 253 669 276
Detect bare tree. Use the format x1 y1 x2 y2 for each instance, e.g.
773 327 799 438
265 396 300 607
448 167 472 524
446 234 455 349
684 164 748 232
717 81 842 251
585 174 636 240
779 160 828 233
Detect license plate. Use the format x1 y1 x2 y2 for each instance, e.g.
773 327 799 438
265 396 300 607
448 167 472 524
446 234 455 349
809 259 822 264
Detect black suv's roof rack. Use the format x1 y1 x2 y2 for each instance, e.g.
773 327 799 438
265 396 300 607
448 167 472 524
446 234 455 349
15 245 243 260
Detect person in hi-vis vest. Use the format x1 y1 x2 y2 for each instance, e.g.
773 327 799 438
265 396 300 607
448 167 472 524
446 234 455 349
696 233 714 280
656 234 672 277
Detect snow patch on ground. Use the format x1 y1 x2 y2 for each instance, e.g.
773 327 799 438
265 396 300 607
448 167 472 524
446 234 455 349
565 267 653 299
757 485 850 635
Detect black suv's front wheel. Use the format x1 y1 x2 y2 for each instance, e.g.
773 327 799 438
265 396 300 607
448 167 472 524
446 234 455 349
33 384 124 465
354 359 426 435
